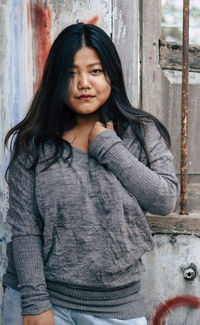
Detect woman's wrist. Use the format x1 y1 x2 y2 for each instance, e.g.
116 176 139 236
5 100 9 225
23 309 54 325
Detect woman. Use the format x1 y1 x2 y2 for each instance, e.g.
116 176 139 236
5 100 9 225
2 23 179 325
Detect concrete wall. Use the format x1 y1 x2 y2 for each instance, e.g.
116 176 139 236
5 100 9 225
141 234 200 324
0 1 200 324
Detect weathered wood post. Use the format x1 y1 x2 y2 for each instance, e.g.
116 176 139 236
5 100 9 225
180 0 190 215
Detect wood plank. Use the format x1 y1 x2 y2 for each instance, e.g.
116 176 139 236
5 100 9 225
141 0 166 123
112 0 140 107
159 40 200 73
164 71 200 175
147 213 200 237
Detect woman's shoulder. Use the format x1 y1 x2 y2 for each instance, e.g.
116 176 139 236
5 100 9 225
144 120 170 150
11 138 57 168
11 140 34 169
126 119 163 141
143 120 174 166
126 119 171 162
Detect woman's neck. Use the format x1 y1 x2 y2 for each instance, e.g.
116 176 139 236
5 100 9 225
75 111 101 131
62 110 101 152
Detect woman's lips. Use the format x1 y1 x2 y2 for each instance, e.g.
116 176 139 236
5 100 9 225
77 95 95 100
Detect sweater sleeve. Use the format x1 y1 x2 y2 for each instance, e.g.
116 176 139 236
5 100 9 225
89 122 179 215
6 147 52 315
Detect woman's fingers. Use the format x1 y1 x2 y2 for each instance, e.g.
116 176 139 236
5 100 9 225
106 121 114 130
92 121 114 129
88 122 106 147
88 121 114 148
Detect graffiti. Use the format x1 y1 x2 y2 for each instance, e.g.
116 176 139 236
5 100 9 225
151 295 200 325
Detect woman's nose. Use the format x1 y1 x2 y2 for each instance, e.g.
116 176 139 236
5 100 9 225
77 73 91 89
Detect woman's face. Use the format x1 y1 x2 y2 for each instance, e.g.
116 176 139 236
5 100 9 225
66 47 111 116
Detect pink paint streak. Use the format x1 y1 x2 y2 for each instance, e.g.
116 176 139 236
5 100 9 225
33 4 52 90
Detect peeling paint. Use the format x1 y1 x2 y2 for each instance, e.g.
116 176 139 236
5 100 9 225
117 11 126 42
114 8 126 44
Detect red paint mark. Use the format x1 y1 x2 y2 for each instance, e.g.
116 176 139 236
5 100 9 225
27 0 32 95
27 1 30 28
85 15 99 25
33 4 52 90
151 295 200 325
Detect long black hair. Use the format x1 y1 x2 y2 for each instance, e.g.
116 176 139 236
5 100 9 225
5 23 170 178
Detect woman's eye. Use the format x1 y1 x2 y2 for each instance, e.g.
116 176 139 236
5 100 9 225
92 69 103 75
69 71 76 77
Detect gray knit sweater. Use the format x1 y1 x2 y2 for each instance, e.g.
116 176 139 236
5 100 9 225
3 122 179 319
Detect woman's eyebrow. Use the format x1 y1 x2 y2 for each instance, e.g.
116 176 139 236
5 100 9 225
87 62 102 67
73 62 102 68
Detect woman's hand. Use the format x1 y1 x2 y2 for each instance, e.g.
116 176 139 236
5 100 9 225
88 121 114 148
23 309 54 325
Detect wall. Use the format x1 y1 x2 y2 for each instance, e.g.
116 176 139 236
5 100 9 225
0 1 200 324
0 0 140 322
141 0 200 180
140 1 200 323
0 0 112 321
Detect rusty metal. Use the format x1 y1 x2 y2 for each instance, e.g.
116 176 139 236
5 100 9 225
180 0 190 215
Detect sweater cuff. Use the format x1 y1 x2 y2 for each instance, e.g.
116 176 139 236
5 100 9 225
22 299 52 316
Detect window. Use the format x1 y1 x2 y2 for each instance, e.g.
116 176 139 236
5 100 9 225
159 0 200 73
161 0 200 45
